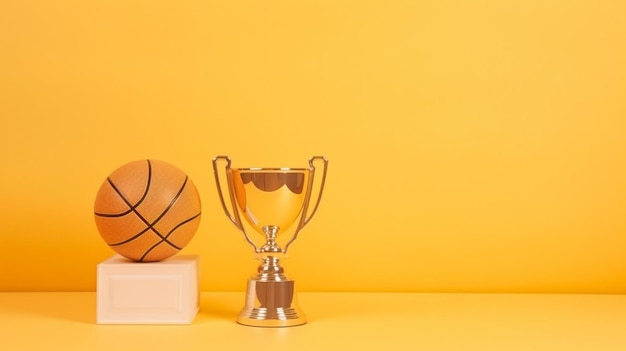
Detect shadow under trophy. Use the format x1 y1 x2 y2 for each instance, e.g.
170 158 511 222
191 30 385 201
212 156 328 327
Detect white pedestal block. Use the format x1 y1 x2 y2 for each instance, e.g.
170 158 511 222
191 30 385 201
97 255 199 324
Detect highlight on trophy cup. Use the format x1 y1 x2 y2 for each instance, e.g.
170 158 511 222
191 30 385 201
212 156 328 327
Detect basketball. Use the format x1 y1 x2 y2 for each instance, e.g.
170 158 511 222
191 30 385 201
94 159 201 262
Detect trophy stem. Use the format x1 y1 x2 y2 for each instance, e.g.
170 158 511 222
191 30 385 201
260 225 282 254
237 255 306 327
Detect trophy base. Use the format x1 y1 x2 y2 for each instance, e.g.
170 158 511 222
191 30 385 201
237 278 306 327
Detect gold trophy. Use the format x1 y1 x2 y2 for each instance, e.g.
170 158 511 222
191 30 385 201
212 156 328 327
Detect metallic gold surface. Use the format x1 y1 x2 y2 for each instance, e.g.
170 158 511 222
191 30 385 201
231 169 309 236
212 156 328 327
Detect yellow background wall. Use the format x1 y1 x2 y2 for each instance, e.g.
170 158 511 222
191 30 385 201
1 0 625 293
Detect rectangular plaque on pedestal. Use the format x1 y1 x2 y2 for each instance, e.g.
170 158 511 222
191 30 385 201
97 255 199 324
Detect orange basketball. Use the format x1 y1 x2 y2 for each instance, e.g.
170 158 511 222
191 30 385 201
94 160 201 262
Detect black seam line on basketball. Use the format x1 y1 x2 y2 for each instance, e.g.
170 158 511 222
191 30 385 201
138 212 201 262
94 160 153 217
104 162 181 249
108 226 151 247
108 210 200 247
108 175 190 250
107 163 184 249
94 209 133 217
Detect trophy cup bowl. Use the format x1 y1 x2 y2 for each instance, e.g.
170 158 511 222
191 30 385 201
213 156 328 327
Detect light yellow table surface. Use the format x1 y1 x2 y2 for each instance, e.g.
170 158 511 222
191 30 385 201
1 292 626 350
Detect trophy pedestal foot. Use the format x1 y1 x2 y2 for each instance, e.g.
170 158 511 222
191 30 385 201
238 278 306 327
96 255 199 324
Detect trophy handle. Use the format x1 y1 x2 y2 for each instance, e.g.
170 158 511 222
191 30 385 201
212 156 261 252
212 156 240 228
284 156 328 253
303 156 328 226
